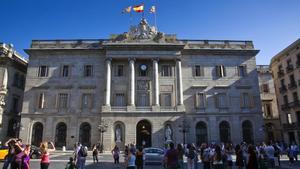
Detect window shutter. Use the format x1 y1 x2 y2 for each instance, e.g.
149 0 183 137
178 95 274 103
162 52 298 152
240 93 244 108
250 95 255 108
216 66 220 77
200 66 204 76
222 65 226 77
195 93 199 109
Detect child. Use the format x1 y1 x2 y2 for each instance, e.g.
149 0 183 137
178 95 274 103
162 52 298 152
65 157 76 169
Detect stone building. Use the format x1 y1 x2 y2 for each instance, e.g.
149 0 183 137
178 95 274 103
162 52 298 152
270 39 300 144
257 65 282 142
20 19 263 150
0 43 27 142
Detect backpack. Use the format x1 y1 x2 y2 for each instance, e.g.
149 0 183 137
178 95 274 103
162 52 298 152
79 147 88 157
187 150 195 159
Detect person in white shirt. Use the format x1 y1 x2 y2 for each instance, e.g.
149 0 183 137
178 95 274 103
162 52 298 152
264 142 275 169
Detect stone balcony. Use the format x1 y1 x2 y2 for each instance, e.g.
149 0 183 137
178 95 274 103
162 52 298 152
102 105 183 113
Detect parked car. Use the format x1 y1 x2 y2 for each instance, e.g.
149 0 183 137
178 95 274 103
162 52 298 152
30 145 41 159
0 146 9 161
144 147 165 165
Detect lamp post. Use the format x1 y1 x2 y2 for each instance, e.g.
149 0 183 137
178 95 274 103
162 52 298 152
98 120 108 153
178 117 190 145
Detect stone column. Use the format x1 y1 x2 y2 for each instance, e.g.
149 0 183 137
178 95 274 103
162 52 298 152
176 59 183 105
153 58 159 106
105 58 112 106
129 58 135 106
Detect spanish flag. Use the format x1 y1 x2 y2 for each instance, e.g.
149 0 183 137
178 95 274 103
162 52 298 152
133 4 144 13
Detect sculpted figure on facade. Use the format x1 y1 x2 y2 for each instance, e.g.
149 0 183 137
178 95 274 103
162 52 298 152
115 125 122 142
165 125 172 141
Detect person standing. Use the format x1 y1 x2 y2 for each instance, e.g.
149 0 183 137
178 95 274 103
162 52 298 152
40 141 55 169
92 144 98 163
264 142 275 169
2 138 17 169
164 142 179 169
22 145 31 169
135 146 144 169
291 142 299 162
76 145 87 169
247 145 258 169
125 149 136 169
225 144 233 169
111 145 120 164
235 144 244 169
177 144 184 169
186 144 195 169
212 145 223 169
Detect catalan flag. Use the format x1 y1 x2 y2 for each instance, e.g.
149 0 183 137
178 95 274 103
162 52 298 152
133 4 144 13
150 6 156 13
122 6 132 13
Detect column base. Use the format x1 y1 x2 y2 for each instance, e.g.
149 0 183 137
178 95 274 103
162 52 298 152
102 105 111 112
152 105 160 112
176 104 185 112
127 105 136 111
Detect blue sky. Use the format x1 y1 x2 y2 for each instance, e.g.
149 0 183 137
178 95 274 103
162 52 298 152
1 0 299 65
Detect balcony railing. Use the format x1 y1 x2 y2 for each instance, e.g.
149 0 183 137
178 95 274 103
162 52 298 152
279 85 287 93
111 106 127 111
289 100 300 108
281 104 290 111
288 82 297 90
286 65 294 73
277 70 284 77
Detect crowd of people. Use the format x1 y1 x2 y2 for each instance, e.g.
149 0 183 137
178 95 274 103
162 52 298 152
2 139 300 169
1 138 55 169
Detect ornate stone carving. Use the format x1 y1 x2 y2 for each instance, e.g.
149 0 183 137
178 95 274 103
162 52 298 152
137 80 149 91
0 94 6 106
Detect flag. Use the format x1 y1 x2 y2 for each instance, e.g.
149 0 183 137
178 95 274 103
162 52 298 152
133 4 144 13
150 6 156 13
122 6 132 13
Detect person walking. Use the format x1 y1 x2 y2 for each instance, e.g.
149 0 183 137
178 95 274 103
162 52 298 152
247 145 258 169
177 144 185 169
164 142 179 169
186 144 195 169
111 145 120 164
92 144 98 163
135 146 144 169
225 144 233 169
125 149 136 169
76 145 88 169
40 141 55 169
212 145 223 169
2 138 17 169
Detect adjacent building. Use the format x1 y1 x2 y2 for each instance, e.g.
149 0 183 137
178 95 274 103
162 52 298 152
20 19 263 150
270 39 300 144
0 43 27 142
257 65 282 142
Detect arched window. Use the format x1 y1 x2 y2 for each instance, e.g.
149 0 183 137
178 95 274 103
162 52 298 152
196 121 208 145
219 121 231 143
55 122 67 148
79 122 91 147
242 120 254 144
31 122 43 146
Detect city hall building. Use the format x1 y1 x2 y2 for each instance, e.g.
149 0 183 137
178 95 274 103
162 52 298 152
20 19 263 150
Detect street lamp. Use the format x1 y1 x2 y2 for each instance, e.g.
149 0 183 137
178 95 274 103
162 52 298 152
178 117 190 145
98 120 108 153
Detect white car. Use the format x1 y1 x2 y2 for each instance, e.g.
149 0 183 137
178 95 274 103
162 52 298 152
144 147 165 165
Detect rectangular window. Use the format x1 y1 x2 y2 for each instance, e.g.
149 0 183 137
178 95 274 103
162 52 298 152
283 95 288 105
62 65 70 77
11 97 19 113
216 65 226 77
262 84 270 93
38 93 45 109
137 93 149 106
287 59 293 67
38 65 49 77
216 93 227 108
195 93 206 108
115 65 124 77
240 93 251 108
84 65 93 77
293 92 298 102
115 93 125 106
281 79 285 87
161 65 172 77
290 74 296 84
195 65 204 77
264 103 272 118
58 93 68 108
238 65 247 77
160 93 172 107
287 113 292 124
82 94 92 109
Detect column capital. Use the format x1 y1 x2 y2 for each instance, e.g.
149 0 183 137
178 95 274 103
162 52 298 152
105 57 112 62
175 57 182 62
128 58 136 62
152 57 159 62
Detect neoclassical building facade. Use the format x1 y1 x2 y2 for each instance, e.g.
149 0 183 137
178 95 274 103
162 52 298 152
20 19 263 150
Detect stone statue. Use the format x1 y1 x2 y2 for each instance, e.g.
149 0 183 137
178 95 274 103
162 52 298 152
115 126 121 142
165 125 172 141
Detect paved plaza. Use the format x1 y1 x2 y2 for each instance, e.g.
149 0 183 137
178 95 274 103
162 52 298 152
1 151 300 169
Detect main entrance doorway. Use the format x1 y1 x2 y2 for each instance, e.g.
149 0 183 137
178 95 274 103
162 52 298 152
136 120 152 148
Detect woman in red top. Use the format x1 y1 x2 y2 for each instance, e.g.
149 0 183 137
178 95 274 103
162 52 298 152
40 141 55 169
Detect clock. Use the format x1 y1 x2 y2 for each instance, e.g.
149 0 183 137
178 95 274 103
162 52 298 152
140 64 147 71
